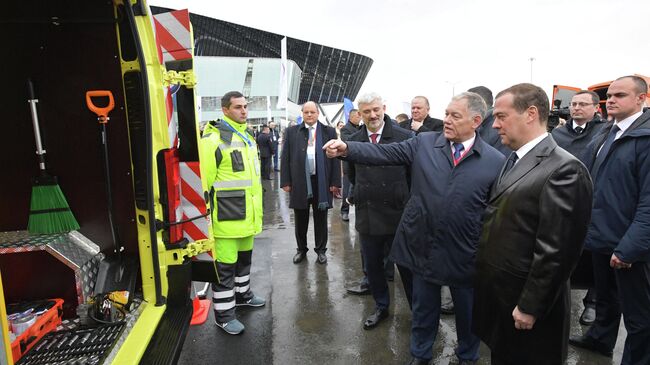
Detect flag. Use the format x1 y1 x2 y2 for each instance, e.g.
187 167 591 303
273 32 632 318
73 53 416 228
343 97 354 123
276 37 288 109
296 116 303 125
266 95 272 123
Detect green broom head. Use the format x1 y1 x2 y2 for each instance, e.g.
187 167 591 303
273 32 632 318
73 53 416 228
28 174 80 234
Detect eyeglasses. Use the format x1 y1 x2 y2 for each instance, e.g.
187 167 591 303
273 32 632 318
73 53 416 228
570 102 597 108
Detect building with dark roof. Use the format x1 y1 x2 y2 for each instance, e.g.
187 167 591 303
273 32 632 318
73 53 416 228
151 6 373 105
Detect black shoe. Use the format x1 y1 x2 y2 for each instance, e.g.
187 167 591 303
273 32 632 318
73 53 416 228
579 306 596 326
363 308 389 330
293 251 306 264
569 335 613 357
317 252 327 264
440 301 455 315
341 212 349 221
405 357 431 365
346 283 371 295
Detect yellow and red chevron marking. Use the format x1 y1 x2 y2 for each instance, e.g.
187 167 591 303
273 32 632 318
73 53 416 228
180 162 209 241
152 9 192 63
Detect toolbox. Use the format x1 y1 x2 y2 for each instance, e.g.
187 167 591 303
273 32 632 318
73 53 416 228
17 322 125 365
9 298 64 362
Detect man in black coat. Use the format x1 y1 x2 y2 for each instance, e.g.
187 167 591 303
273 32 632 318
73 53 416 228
269 121 281 171
468 85 511 156
473 83 593 365
551 90 606 326
339 109 361 222
345 93 412 330
281 101 341 265
325 92 505 365
256 125 275 180
399 96 443 134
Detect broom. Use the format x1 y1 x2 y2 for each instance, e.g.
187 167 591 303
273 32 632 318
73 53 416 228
27 79 80 234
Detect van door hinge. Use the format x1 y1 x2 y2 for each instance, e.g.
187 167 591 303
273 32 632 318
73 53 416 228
162 70 196 88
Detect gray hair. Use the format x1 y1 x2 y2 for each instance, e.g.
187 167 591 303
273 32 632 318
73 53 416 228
357 92 384 106
452 92 487 119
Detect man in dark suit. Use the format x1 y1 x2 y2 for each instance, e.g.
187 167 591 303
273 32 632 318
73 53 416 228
551 90 606 326
325 92 505 365
281 101 341 264
256 125 274 180
473 83 593 365
399 96 443 134
269 121 281 171
468 85 511 156
569 76 650 364
344 93 412 330
339 109 361 222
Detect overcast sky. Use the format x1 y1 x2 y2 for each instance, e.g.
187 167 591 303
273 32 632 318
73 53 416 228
154 0 650 118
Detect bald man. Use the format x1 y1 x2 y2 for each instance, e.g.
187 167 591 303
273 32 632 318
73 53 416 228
281 101 341 264
399 96 443 134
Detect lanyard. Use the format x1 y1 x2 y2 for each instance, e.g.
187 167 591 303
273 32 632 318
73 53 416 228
452 143 473 166
224 121 253 147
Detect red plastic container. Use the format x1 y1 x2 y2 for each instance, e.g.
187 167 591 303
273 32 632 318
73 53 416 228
10 298 64 362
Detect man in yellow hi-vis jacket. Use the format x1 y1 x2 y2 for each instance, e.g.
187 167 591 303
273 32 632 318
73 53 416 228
199 91 265 335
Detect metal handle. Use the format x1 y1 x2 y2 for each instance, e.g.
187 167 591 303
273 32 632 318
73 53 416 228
27 79 47 171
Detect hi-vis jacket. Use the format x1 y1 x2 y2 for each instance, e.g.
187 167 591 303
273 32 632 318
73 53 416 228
199 116 263 238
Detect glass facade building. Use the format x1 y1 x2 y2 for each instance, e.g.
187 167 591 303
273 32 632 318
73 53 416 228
151 6 373 105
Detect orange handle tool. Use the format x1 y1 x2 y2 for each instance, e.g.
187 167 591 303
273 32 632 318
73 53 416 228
85 90 115 124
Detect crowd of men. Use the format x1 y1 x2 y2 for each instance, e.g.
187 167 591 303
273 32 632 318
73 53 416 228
201 75 650 365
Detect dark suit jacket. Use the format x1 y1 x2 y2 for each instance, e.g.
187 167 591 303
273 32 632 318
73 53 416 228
347 120 412 236
256 132 274 158
399 115 443 134
478 109 511 156
280 122 341 209
473 135 593 364
270 127 280 148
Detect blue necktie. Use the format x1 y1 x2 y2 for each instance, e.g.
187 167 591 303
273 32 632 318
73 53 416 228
591 124 620 176
452 142 464 160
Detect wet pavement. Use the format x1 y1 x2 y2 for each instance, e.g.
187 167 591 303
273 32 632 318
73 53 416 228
179 171 626 364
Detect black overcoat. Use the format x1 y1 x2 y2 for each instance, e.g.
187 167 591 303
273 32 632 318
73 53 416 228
347 120 411 235
280 122 341 209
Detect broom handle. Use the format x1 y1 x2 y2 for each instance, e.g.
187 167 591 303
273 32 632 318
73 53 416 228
27 79 47 172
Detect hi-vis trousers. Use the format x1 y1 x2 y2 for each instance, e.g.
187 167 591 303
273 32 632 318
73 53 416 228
211 236 255 323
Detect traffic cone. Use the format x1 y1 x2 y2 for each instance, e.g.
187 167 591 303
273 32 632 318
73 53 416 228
190 282 210 326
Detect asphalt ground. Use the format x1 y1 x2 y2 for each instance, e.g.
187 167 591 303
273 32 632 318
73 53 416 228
179 171 626 365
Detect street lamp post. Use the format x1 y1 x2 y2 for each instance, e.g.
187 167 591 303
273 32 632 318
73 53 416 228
529 57 535 83
445 80 461 97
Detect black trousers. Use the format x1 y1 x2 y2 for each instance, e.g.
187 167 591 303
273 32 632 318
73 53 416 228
397 264 413 310
341 174 350 214
587 252 650 365
360 233 394 310
293 196 328 254
260 156 272 179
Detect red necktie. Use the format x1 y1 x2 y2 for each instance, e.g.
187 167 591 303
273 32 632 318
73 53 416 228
370 133 379 144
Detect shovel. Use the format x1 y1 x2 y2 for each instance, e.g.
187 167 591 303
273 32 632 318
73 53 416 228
86 90 138 298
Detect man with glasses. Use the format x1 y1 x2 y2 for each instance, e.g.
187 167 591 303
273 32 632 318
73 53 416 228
551 91 607 161
551 90 606 326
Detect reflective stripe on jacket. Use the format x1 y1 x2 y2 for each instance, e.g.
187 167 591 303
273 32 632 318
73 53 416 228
199 117 263 238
